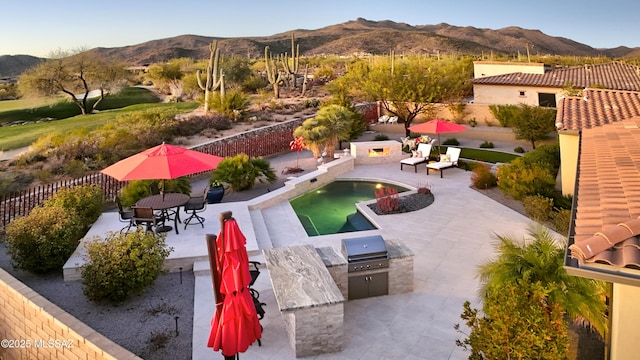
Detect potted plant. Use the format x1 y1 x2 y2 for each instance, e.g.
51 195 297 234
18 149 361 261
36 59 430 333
207 179 225 204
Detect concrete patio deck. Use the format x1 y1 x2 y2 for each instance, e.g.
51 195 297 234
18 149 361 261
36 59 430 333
188 154 537 360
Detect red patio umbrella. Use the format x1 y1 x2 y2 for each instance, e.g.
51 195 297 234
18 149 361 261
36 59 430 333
408 119 467 155
100 143 223 181
208 212 262 359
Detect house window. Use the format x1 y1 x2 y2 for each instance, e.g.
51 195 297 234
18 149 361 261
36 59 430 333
519 90 526 97
538 93 556 108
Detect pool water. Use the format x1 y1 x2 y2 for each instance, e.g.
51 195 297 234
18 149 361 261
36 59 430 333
289 180 409 236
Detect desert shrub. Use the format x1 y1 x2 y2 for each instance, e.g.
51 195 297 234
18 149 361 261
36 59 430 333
442 138 460 146
43 185 104 229
374 134 389 141
471 163 497 189
173 113 232 136
497 157 556 200
514 146 525 153
0 172 34 196
552 209 572 235
522 195 554 222
5 206 84 273
479 141 494 148
417 183 432 194
81 229 173 303
375 187 399 213
521 143 561 177
209 89 251 120
119 178 191 207
489 104 519 127
211 153 276 191
552 193 573 210
468 118 477 127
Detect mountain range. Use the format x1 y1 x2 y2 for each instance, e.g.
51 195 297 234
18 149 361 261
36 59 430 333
2 18 639 76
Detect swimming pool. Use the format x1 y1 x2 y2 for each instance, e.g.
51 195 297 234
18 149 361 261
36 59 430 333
289 180 410 236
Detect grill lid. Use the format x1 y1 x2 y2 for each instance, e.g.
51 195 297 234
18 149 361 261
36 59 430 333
341 235 388 262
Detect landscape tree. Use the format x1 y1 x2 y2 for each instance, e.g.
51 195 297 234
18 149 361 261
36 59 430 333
337 55 472 136
511 103 557 149
19 49 128 115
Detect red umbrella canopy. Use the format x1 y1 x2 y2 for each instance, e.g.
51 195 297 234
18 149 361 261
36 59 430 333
408 119 467 155
208 217 262 357
100 143 223 181
408 118 467 134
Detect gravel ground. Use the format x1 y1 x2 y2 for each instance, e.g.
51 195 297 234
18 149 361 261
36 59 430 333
0 241 195 360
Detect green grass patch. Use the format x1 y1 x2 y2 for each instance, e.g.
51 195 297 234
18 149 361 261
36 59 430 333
0 102 199 151
0 87 162 125
434 146 519 164
0 97 62 112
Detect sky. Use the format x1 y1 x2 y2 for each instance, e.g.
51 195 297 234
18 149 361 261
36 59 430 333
3 0 639 58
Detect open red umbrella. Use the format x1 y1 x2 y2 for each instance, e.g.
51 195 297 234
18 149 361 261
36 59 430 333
100 143 223 181
208 212 261 359
408 119 467 155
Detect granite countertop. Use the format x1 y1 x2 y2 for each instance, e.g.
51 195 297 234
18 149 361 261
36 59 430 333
386 240 414 259
263 245 345 311
316 246 348 267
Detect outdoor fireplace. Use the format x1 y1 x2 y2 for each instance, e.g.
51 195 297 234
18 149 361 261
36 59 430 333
368 147 390 157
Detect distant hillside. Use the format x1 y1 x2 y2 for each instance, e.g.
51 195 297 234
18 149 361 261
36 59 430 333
2 18 639 75
0 55 42 77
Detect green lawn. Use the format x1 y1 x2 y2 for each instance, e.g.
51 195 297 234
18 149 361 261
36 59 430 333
0 102 199 151
0 87 162 125
433 146 519 164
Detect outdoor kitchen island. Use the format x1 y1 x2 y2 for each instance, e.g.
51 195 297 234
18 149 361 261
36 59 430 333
263 238 414 358
263 244 345 358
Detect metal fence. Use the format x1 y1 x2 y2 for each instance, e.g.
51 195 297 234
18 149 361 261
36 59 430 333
0 118 304 229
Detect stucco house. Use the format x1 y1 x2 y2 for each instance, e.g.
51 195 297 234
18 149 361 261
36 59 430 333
556 88 640 360
472 61 640 107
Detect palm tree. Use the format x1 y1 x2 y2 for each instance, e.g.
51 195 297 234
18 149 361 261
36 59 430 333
293 104 352 158
478 225 608 337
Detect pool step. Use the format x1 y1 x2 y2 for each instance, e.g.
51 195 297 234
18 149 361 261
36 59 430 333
250 208 272 256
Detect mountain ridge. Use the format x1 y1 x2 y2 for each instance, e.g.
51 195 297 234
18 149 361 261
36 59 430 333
2 18 638 75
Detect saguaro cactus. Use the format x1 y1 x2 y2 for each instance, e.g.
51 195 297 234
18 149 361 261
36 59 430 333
280 33 300 89
196 40 225 113
264 46 283 98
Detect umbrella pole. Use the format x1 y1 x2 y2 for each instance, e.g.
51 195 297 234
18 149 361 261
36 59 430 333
205 234 222 307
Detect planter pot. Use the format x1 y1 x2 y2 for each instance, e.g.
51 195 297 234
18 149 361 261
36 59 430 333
207 186 224 204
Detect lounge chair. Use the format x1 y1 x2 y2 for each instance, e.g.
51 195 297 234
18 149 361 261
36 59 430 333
400 143 432 172
377 115 389 124
387 116 398 124
426 147 461 178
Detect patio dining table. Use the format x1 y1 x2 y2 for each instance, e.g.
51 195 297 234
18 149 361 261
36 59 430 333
136 193 190 234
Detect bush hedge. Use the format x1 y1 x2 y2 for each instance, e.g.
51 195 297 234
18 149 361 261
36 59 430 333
4 184 103 273
471 163 497 189
5 206 84 273
81 229 173 303
522 195 554 222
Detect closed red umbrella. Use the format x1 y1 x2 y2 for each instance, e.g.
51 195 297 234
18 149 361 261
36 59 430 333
408 119 467 155
100 143 223 181
208 212 261 359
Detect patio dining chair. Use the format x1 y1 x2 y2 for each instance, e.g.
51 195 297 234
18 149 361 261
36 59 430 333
131 206 168 233
183 186 208 229
116 196 134 232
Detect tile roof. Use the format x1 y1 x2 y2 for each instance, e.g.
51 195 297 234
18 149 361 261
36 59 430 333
556 88 640 130
568 117 640 271
473 62 640 91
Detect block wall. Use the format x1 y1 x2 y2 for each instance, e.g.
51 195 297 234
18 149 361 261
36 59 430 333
0 268 140 360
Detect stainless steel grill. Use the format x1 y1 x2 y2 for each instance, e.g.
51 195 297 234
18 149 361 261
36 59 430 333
341 235 389 273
